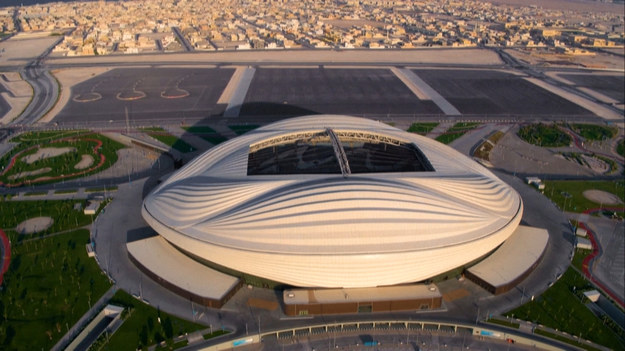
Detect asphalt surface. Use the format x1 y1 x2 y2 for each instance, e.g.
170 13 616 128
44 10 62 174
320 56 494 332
241 68 442 117
560 73 625 104
12 66 57 124
585 216 625 304
412 69 594 116
53 68 235 123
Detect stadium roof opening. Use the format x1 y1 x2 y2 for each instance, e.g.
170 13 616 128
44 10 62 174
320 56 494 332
247 129 435 175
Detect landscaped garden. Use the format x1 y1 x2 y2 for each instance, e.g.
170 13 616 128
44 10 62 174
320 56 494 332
181 126 228 145
517 123 571 147
569 123 618 141
435 122 480 144
0 229 112 350
141 127 196 153
507 268 624 350
407 122 438 136
0 131 124 187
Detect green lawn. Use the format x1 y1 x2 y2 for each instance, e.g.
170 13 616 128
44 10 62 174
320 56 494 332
569 124 618 141
182 126 229 145
517 123 571 147
0 132 124 186
0 229 112 350
0 199 99 242
102 290 208 351
617 138 624 157
572 248 592 271
141 128 196 153
182 126 217 134
229 124 260 135
542 180 624 214
407 122 438 136
435 122 480 144
508 268 623 350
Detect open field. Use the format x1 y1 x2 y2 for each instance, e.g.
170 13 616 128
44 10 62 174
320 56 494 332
0 229 112 350
0 199 103 241
542 180 624 214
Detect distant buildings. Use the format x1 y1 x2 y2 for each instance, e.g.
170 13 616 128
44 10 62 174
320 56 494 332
0 0 622 56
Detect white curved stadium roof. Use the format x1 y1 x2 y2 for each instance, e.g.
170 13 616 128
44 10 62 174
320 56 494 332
142 115 522 288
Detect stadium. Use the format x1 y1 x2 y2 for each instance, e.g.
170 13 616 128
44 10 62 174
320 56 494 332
141 115 523 289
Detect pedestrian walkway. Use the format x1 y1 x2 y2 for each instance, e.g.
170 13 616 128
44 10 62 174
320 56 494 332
51 285 118 351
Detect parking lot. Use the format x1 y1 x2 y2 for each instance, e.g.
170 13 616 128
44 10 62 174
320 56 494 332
53 67 234 123
241 67 442 117
412 69 593 116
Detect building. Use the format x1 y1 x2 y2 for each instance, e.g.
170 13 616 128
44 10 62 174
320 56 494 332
141 115 523 289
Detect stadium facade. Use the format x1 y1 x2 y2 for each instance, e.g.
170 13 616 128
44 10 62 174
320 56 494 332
142 115 523 289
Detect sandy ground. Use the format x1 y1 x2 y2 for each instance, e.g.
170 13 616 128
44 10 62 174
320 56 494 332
16 216 54 234
41 67 112 123
22 146 75 164
583 190 623 205
0 35 61 67
74 154 94 170
506 48 625 71
7 167 51 180
48 49 503 67
0 72 33 125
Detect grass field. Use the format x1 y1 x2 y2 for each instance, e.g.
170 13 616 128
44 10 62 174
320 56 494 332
517 123 571 147
102 290 208 351
229 124 260 135
508 268 623 350
0 229 112 350
435 122 480 144
0 199 101 242
542 180 624 214
182 126 229 145
407 122 438 136
569 124 618 141
0 132 124 187
142 128 196 153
